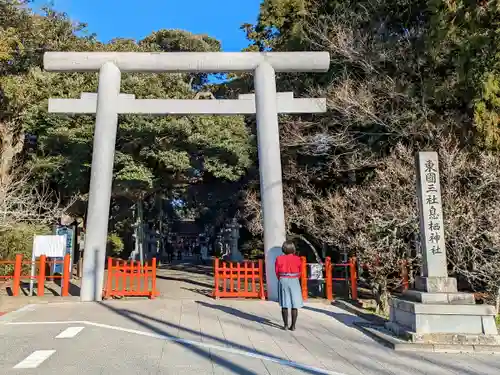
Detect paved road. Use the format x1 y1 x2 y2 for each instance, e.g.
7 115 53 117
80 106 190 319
155 259 214 300
1 298 499 374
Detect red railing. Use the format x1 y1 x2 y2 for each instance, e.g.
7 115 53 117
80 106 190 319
325 256 358 301
361 259 410 291
401 260 409 291
0 254 71 297
213 258 265 299
103 257 158 299
300 256 308 301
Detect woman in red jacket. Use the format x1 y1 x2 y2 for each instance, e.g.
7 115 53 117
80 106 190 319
275 240 303 330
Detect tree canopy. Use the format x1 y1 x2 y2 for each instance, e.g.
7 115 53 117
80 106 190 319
1 0 252 217
0 0 252 262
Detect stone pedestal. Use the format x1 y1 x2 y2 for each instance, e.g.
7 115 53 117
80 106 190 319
414 276 457 293
386 276 499 345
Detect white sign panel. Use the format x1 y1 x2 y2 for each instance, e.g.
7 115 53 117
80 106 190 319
33 235 66 258
309 263 323 280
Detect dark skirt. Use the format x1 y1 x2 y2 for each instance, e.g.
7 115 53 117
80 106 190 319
278 277 304 309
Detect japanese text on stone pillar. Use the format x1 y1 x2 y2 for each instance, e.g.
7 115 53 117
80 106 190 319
423 159 442 256
416 151 448 277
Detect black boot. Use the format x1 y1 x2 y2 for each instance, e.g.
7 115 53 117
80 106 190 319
290 308 298 331
281 308 289 330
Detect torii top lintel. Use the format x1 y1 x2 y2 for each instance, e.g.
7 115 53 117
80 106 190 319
43 51 330 73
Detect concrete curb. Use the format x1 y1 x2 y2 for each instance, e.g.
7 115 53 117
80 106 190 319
0 296 82 323
0 304 37 323
332 300 387 325
354 322 500 354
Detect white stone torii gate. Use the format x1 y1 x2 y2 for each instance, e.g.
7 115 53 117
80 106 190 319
44 51 330 302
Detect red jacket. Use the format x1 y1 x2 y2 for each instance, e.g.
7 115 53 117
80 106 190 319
275 254 302 279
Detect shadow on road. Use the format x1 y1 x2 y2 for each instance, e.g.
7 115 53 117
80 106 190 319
302 305 497 375
10 280 81 297
195 301 283 329
180 287 213 298
98 302 335 375
302 304 387 346
99 302 258 375
156 275 212 289
303 305 364 328
158 261 213 276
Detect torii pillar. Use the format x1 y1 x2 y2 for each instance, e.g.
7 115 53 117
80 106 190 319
44 51 330 301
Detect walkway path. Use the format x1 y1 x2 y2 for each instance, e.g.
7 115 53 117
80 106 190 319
155 257 214 300
1 298 499 374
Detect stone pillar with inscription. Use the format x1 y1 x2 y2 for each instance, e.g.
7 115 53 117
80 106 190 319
386 151 499 346
414 152 454 290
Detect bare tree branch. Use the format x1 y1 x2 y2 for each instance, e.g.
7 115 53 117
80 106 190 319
0 163 75 232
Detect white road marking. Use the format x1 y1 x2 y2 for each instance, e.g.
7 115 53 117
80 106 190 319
56 326 84 338
7 320 346 375
13 350 56 369
0 304 37 323
14 304 37 313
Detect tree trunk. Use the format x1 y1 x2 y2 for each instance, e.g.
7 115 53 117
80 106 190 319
130 200 145 264
373 279 390 316
0 120 24 202
137 200 144 265
495 286 500 316
297 234 323 264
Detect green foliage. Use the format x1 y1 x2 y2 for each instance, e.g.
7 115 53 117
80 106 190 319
27 63 252 204
474 73 500 149
240 238 264 260
246 0 500 146
106 232 124 257
140 29 223 87
427 0 500 149
0 2 253 221
0 224 51 276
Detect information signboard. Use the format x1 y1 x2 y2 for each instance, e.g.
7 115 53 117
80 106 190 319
33 235 66 258
30 235 66 295
53 226 75 274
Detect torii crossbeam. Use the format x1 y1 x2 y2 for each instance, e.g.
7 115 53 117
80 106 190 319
49 92 326 114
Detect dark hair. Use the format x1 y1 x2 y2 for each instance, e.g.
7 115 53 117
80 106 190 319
282 240 296 255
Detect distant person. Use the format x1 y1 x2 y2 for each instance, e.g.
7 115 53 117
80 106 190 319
165 243 174 263
275 240 303 331
194 242 201 262
200 244 208 264
177 243 183 260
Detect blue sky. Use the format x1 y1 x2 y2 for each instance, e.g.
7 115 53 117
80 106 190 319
31 0 262 51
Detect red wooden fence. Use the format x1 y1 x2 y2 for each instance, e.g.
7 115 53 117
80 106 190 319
103 257 158 299
213 258 265 299
300 256 308 301
0 254 71 297
209 255 407 302
325 256 358 301
361 259 410 292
